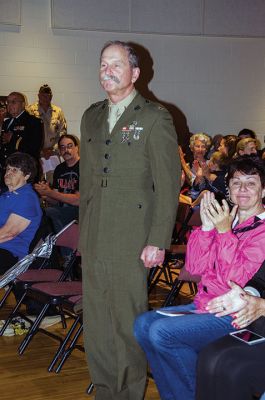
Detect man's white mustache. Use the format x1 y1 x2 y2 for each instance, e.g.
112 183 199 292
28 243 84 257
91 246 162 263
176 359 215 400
102 75 120 84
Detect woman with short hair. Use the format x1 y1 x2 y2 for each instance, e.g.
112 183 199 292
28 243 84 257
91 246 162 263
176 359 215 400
0 152 42 274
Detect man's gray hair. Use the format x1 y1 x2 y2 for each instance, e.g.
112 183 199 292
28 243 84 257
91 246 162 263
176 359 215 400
100 41 139 68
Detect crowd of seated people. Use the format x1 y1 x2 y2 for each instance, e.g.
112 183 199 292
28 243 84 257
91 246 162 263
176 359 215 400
1 86 265 398
178 128 265 208
0 88 79 237
134 155 265 400
0 88 77 335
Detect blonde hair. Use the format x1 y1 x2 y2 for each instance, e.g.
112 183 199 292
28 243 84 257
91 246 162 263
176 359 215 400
236 137 258 153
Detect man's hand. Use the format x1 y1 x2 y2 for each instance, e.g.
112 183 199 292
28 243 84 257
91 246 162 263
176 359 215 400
232 294 265 329
206 281 247 316
34 182 52 197
140 246 165 269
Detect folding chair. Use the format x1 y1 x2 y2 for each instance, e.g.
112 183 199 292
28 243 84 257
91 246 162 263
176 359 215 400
162 265 201 307
148 206 201 296
148 202 192 294
48 294 83 373
0 213 53 310
0 221 79 336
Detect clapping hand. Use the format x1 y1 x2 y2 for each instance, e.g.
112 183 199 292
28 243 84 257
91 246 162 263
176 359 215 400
200 191 238 233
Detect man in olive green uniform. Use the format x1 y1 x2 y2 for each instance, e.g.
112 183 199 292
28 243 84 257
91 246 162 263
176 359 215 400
80 41 181 400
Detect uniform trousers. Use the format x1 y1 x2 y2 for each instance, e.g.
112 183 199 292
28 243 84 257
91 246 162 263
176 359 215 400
134 303 234 400
196 334 265 400
82 255 148 400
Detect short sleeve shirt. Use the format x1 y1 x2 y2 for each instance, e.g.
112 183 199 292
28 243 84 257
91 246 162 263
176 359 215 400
0 184 42 259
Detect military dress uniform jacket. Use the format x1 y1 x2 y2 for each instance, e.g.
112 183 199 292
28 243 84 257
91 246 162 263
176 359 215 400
80 93 181 260
0 110 43 169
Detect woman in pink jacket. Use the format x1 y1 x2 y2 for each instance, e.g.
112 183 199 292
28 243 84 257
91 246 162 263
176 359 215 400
134 155 265 400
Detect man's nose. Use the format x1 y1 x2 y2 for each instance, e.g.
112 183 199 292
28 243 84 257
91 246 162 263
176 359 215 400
105 65 113 75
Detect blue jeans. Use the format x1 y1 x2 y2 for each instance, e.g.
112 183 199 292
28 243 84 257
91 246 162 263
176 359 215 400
134 303 234 400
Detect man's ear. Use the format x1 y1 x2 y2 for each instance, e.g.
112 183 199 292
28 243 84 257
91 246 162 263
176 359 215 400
132 67 140 83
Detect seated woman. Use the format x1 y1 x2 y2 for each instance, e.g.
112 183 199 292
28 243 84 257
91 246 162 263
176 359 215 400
134 156 265 400
179 133 212 185
197 261 265 400
218 134 238 162
0 152 42 274
192 151 228 203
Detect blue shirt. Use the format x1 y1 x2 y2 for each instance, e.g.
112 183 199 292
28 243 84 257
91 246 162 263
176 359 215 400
0 184 42 259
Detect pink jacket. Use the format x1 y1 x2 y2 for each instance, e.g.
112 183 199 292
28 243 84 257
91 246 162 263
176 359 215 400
185 214 265 311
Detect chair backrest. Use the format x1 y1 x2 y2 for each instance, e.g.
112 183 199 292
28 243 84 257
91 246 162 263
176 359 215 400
187 208 201 227
55 222 79 251
178 265 201 283
173 203 201 244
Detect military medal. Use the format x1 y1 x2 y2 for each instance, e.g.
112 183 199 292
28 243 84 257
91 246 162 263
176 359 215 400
121 127 130 143
133 127 143 141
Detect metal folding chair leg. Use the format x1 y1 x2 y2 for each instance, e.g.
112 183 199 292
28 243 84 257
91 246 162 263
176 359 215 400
0 291 28 336
54 323 83 373
18 303 50 355
0 284 13 309
86 383 94 395
48 315 83 373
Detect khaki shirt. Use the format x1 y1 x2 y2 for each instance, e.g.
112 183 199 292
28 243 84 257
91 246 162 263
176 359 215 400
27 102 67 150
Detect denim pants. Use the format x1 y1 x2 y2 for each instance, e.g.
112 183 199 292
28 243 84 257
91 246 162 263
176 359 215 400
134 303 234 400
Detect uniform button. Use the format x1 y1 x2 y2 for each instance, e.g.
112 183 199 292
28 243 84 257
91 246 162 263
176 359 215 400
106 139 111 145
138 204 142 209
103 167 110 173
104 153 110 159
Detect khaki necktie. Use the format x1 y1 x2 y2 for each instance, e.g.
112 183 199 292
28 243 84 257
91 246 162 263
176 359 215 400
108 104 123 133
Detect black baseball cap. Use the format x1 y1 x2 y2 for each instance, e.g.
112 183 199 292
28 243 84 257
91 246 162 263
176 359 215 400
39 84 52 95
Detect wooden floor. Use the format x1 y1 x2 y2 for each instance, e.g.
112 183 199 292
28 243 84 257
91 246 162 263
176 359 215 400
0 279 193 400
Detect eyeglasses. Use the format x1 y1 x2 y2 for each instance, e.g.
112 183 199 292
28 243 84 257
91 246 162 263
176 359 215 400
59 143 75 151
7 100 23 105
5 166 22 174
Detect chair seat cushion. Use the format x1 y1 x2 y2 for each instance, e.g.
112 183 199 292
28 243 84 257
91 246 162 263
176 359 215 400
31 281 82 296
16 269 63 282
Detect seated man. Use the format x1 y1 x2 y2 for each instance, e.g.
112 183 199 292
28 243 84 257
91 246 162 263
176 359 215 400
34 134 79 234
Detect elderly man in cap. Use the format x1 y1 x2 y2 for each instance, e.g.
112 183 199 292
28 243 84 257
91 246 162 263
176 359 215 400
28 84 67 159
